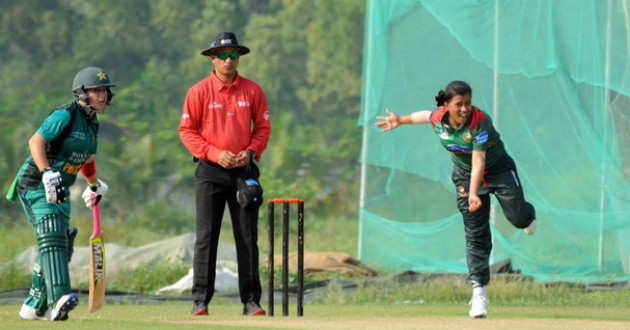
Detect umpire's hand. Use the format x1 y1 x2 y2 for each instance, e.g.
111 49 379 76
218 150 238 169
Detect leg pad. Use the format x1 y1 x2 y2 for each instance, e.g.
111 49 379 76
36 214 71 307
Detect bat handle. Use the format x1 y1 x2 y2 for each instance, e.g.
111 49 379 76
92 194 102 236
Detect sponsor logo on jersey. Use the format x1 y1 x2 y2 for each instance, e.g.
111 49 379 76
63 163 82 175
446 144 473 153
475 131 488 143
263 111 270 121
208 102 223 109
69 132 86 140
69 152 91 164
237 101 250 107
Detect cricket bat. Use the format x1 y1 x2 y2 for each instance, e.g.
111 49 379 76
88 196 106 312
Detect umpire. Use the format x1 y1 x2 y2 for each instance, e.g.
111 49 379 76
179 32 271 316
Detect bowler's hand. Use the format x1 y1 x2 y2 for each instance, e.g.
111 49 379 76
375 108 400 132
468 194 482 212
218 150 238 169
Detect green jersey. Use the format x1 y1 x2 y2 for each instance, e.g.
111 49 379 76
430 106 505 171
18 102 99 191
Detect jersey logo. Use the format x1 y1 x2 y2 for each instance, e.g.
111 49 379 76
237 101 250 107
69 132 86 140
440 129 449 139
462 130 473 142
475 131 488 143
208 102 223 109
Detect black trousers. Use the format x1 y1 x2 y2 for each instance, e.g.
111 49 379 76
192 160 262 305
451 153 536 286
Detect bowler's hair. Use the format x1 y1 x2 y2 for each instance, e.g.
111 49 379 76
435 81 472 107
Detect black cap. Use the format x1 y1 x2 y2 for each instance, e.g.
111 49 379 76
201 32 250 57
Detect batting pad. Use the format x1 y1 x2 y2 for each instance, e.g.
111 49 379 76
37 214 72 307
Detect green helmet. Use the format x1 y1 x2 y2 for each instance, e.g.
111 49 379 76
72 66 116 105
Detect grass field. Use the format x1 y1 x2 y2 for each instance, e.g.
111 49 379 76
1 302 628 330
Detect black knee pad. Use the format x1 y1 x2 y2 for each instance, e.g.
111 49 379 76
236 177 263 210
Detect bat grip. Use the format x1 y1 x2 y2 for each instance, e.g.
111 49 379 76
92 194 102 236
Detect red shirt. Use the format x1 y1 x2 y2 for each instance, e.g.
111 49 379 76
179 71 271 163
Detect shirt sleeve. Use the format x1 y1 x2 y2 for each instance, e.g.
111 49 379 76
472 116 491 151
37 110 72 142
246 86 271 161
178 87 221 162
429 107 445 129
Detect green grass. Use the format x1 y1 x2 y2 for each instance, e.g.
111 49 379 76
0 303 628 330
314 275 630 308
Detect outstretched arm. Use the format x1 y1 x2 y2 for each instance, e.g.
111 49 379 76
375 109 431 132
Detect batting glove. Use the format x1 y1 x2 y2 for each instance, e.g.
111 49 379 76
82 179 108 209
42 168 66 204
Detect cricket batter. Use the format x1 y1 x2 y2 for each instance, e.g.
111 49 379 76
179 31 271 316
375 80 537 318
7 67 113 321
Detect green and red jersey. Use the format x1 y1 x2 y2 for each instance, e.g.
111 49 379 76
430 106 505 171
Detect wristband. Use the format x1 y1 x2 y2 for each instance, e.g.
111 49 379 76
88 181 99 187
81 161 96 177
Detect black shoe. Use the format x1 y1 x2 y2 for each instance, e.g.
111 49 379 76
191 302 208 316
243 301 265 316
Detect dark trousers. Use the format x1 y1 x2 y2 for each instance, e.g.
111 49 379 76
451 153 536 286
192 160 262 305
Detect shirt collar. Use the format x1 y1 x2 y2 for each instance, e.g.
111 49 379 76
210 70 241 90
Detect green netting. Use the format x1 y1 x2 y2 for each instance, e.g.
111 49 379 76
358 0 630 282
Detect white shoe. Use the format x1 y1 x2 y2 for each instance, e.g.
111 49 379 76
18 304 50 320
469 291 488 318
524 219 537 235
50 293 79 321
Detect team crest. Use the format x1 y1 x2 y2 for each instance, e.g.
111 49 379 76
462 130 473 142
457 185 468 197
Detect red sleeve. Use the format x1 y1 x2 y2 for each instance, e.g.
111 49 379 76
246 86 271 161
430 107 446 129
178 87 221 163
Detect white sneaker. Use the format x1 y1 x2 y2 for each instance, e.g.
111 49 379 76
469 291 488 318
524 219 537 235
50 293 79 321
18 304 50 321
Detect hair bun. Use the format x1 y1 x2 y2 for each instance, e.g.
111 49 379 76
434 90 446 107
